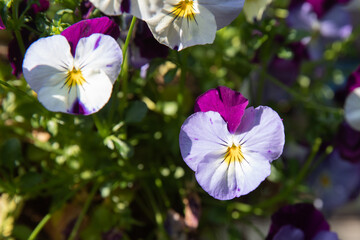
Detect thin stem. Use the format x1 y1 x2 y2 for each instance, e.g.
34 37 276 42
67 182 100 240
28 213 52 240
177 51 187 119
12 0 26 56
121 16 137 70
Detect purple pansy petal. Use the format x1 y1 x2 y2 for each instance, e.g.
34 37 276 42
194 86 249 133
266 203 330 240
273 225 305 240
313 231 339 240
61 17 120 56
319 5 352 40
236 106 285 162
335 122 360 163
346 66 360 94
287 2 317 32
89 0 130 15
179 111 232 171
0 16 5 30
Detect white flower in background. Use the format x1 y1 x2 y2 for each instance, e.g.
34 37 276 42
90 0 245 50
345 87 360 131
243 0 272 23
23 33 122 115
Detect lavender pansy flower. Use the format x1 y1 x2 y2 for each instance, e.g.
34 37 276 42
308 150 360 213
266 203 338 240
179 86 285 200
22 17 122 115
289 0 351 19
287 1 352 59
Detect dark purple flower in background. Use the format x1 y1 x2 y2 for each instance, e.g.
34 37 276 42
102 228 123 240
7 0 50 77
0 16 5 30
76 0 95 19
289 0 352 18
266 203 338 240
268 42 309 86
336 122 360 163
346 65 360 94
61 17 120 56
130 20 169 69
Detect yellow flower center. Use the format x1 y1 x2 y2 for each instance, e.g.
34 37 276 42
170 0 197 22
224 144 244 164
320 174 331 187
65 67 86 90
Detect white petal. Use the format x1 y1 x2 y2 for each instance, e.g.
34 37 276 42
89 0 122 15
74 69 114 115
37 81 77 113
146 2 216 50
198 0 245 29
179 111 232 171
345 87 360 131
235 106 285 162
195 152 240 200
237 150 271 195
23 35 73 92
74 33 122 83
130 0 164 20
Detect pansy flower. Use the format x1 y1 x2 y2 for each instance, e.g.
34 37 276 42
287 0 352 60
179 86 285 200
22 17 122 115
266 203 339 240
90 0 245 50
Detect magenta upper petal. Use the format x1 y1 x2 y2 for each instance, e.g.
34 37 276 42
346 66 360 94
61 17 120 55
194 86 248 133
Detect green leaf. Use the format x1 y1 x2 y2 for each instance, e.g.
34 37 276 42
0 138 22 171
124 101 148 123
164 68 178 84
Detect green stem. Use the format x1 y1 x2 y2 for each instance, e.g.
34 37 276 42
177 51 187 119
261 69 343 115
121 16 137 70
67 182 100 240
12 0 26 56
28 213 52 240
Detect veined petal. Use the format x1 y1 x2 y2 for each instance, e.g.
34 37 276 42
75 33 122 83
146 1 216 50
198 0 245 29
273 225 305 240
235 106 285 162
23 35 73 93
345 87 360 131
72 70 114 115
179 111 232 171
195 152 240 200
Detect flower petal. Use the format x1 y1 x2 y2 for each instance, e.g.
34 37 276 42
88 0 128 15
75 33 122 83
145 1 216 50
345 87 360 131
194 86 249 133
0 16 5 30
273 225 305 240
236 106 285 162
23 35 73 93
198 0 245 29
130 0 164 20
313 231 339 240
61 17 120 56
179 111 231 171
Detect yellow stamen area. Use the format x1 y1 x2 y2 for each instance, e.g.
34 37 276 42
65 67 85 90
170 0 197 22
320 174 331 187
224 144 244 165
